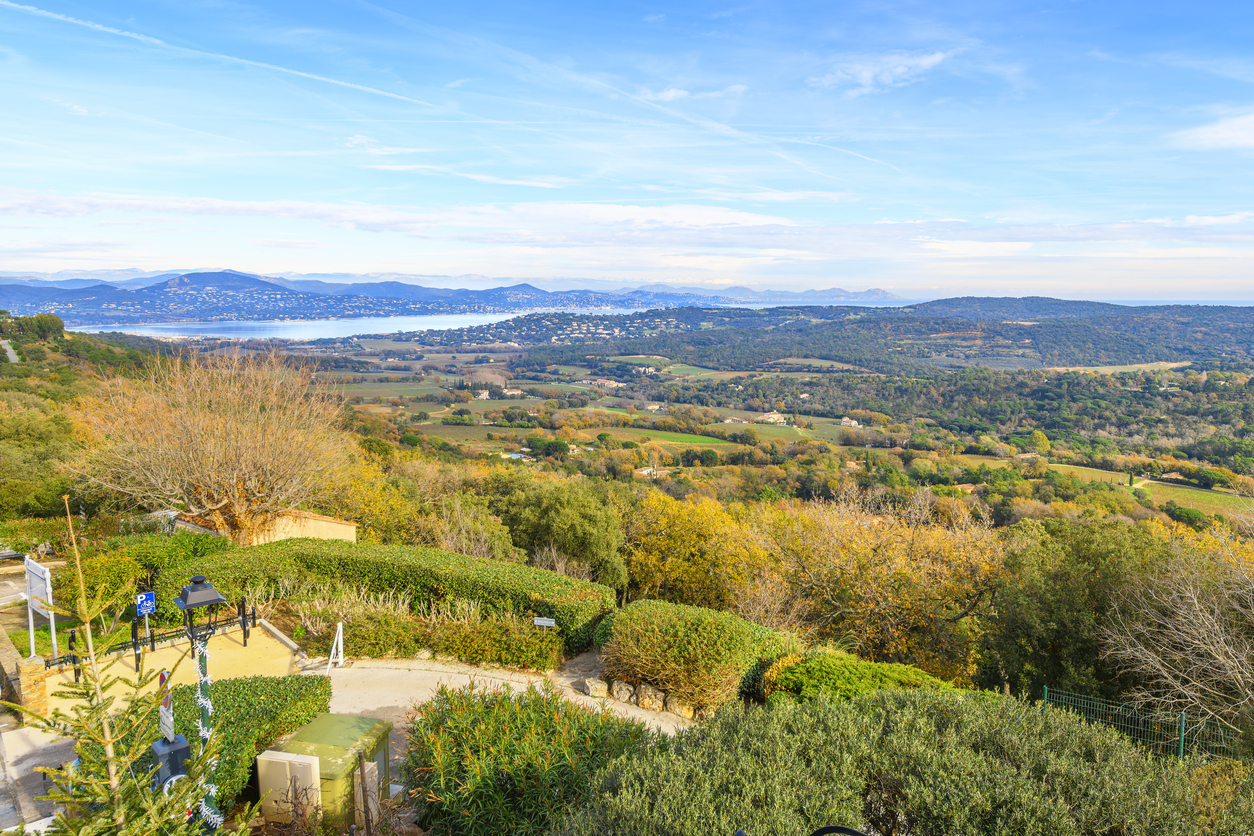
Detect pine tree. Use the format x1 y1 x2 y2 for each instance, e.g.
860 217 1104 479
4 498 259 834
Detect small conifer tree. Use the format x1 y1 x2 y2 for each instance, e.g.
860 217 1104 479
4 498 259 834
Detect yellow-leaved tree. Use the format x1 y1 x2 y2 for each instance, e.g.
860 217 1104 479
624 491 773 612
749 492 1004 684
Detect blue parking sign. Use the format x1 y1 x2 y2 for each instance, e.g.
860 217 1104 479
136 591 156 616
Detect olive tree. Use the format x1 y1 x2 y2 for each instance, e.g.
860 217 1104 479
72 353 350 545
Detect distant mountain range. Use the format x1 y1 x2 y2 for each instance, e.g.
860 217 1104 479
0 269 902 326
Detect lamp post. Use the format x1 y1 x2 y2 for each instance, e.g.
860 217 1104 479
175 574 228 831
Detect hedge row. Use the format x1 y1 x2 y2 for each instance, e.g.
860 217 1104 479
600 599 788 710
167 674 331 808
305 613 564 671
153 548 305 624
241 539 616 652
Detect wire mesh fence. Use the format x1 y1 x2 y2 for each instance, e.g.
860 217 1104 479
1042 686 1239 760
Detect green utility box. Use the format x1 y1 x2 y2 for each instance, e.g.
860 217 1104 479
273 713 393 830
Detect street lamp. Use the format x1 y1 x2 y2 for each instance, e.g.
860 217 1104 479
175 574 229 831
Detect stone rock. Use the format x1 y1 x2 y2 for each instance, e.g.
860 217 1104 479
664 694 695 721
610 679 636 703
635 683 665 712
415 649 432 660
578 677 609 698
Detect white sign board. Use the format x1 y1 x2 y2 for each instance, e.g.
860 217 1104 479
159 706 176 743
533 617 556 628
24 556 52 618
24 556 55 659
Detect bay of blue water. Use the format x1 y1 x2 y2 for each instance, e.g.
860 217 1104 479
73 309 643 340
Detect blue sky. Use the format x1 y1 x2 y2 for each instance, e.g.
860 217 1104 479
1 0 1252 298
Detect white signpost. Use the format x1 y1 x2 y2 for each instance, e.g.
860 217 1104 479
159 670 176 742
24 556 55 659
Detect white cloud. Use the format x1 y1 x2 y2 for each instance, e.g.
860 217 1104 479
251 239 325 249
638 86 690 102
643 13 665 23
1172 113 1254 149
920 240 1033 257
695 84 748 99
810 49 958 96
365 164 573 189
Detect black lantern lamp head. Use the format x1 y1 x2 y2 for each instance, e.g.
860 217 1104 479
175 574 229 641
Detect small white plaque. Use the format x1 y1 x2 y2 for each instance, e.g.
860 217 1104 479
533 617 556 628
159 705 176 742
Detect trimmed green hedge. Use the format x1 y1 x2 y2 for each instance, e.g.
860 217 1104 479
242 539 616 652
600 599 788 710
305 613 563 671
764 652 952 704
153 548 305 623
168 675 331 808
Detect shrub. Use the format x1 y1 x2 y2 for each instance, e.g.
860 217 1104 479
763 652 952 703
306 614 563 670
166 674 331 808
427 616 562 670
401 682 663 836
557 689 1251 836
242 539 615 652
120 530 233 586
153 547 306 623
600 599 787 710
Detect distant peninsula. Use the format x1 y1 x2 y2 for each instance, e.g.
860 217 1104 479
0 270 900 327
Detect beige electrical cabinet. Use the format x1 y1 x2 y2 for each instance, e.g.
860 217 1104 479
256 750 320 823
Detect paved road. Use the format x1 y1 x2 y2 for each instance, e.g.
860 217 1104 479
0 341 17 364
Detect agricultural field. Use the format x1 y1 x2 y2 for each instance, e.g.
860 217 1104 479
1047 361 1191 374
1135 480 1250 518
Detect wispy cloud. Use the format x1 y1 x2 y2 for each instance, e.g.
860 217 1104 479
364 164 574 188
252 238 326 249
695 84 748 99
1172 113 1254 149
643 13 664 23
638 86 691 101
0 0 440 108
809 49 959 96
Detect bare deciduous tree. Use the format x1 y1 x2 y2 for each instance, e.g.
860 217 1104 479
1102 530 1254 732
72 353 350 545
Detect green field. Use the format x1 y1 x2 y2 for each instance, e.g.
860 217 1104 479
1136 481 1250 517
603 428 730 446
1047 462 1134 484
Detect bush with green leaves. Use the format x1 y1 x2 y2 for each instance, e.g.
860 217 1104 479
400 682 664 836
557 689 1254 836
153 547 306 623
600 599 787 710
763 651 952 704
242 539 615 652
166 674 331 808
305 613 563 670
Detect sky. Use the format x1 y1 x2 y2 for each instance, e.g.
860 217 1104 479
1 1 1253 299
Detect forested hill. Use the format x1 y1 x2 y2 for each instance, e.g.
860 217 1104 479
907 297 1131 320
512 299 1254 373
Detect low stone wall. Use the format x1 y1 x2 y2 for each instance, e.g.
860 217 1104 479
574 676 710 721
0 629 48 722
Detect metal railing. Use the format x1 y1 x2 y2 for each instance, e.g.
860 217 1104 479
43 598 256 672
1042 685 1238 760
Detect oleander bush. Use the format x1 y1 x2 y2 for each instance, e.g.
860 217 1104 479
165 674 331 808
400 681 664 836
242 539 615 652
600 599 788 710
762 651 953 703
556 688 1254 836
